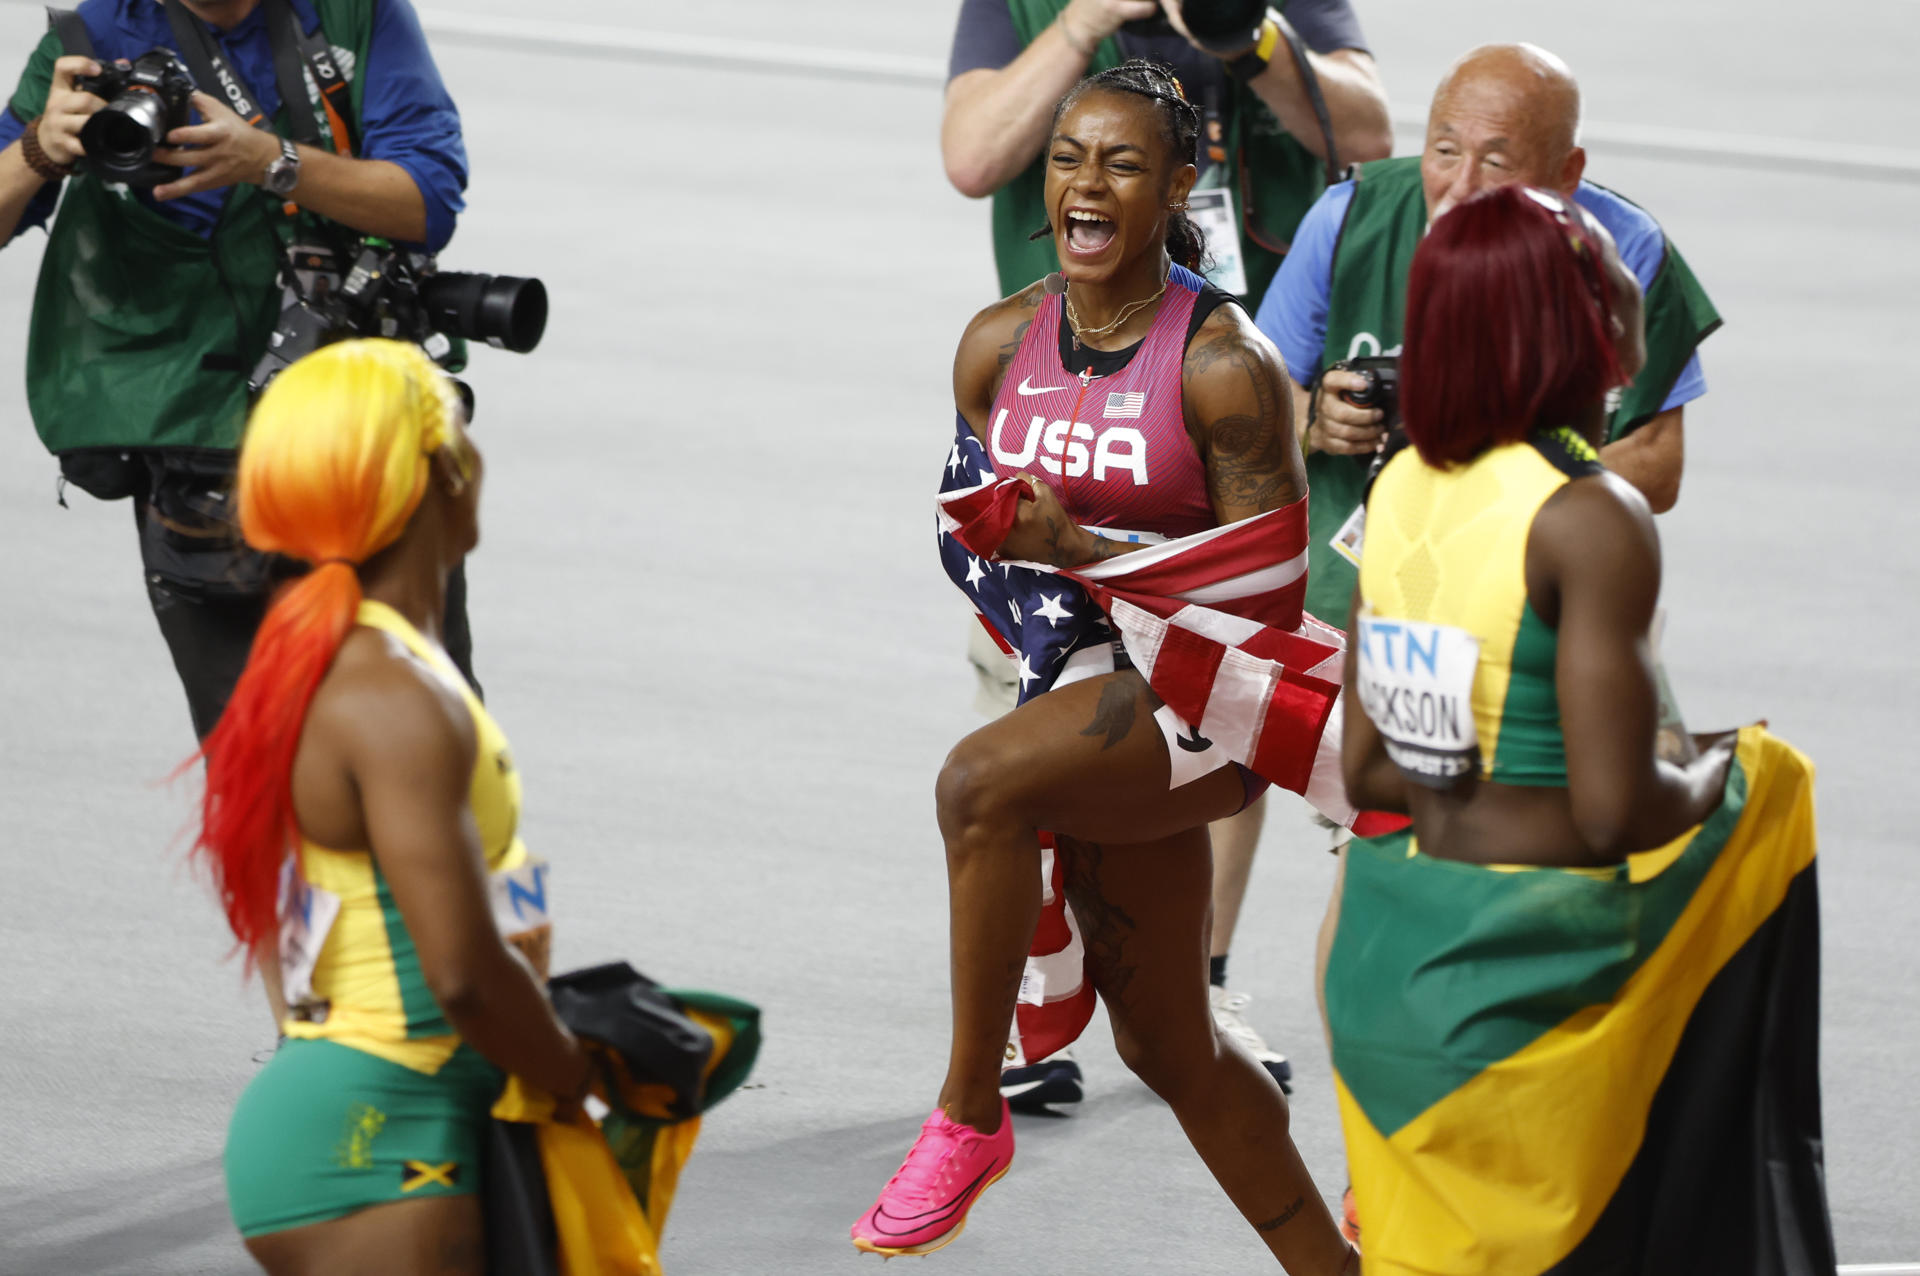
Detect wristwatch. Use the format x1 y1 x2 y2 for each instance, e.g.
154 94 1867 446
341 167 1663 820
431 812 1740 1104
262 137 301 197
1229 10 1285 84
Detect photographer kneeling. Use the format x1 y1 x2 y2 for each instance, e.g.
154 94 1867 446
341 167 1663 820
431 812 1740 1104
0 0 470 740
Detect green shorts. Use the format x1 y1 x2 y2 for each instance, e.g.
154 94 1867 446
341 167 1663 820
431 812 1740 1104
224 1037 503 1238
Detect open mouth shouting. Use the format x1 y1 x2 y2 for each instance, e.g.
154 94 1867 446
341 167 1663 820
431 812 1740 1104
1062 207 1118 260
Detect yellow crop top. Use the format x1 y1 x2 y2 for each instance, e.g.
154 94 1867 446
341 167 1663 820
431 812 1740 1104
1355 429 1602 789
279 600 550 1074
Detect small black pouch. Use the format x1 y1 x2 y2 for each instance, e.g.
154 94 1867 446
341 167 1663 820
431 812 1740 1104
57 448 147 502
136 452 287 598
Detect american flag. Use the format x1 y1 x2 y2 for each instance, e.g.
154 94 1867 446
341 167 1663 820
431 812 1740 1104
937 418 1113 705
937 416 1353 807
936 418 1404 1064
1104 390 1147 419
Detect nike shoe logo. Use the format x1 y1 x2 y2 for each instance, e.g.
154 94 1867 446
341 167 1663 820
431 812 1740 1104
871 1163 1002 1230
1017 376 1064 396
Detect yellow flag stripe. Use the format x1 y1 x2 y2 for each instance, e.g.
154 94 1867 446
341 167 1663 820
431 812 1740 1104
1340 728 1816 1276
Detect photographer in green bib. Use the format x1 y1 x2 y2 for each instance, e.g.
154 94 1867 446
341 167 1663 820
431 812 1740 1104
1254 42 1721 634
942 0 1391 1115
946 0 1392 303
0 0 472 740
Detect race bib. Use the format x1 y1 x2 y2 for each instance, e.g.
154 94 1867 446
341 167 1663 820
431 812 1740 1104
279 858 341 1022
1187 187 1249 297
1355 609 1482 789
489 858 553 980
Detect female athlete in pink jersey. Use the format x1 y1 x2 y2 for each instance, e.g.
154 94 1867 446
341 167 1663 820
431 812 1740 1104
852 61 1354 1273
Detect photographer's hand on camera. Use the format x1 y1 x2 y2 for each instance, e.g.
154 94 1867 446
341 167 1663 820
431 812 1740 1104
140 89 427 242
34 55 105 170
1300 368 1385 457
149 90 282 203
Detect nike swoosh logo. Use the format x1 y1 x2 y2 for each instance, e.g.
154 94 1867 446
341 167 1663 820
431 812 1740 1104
1017 376 1064 396
1175 725 1213 753
999 1078 1048 1098
870 1162 1002 1231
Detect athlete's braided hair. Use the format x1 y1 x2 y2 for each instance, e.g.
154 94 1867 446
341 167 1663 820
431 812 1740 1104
1052 58 1211 275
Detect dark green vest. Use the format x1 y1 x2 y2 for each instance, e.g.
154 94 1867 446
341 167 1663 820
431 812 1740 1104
995 0 1324 303
1301 155 1722 623
12 0 376 457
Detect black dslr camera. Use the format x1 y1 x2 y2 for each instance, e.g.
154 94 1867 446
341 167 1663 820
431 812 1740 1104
1335 355 1400 429
249 239 549 400
73 49 195 187
1123 0 1267 54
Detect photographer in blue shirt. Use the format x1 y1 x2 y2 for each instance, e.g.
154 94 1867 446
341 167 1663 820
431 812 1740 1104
0 0 470 739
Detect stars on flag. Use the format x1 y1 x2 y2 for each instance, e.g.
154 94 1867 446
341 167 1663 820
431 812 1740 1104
1034 593 1073 627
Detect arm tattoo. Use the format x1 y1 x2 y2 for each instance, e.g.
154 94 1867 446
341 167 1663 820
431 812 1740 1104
996 318 1032 374
1184 323 1304 517
1254 1196 1308 1233
994 291 1045 375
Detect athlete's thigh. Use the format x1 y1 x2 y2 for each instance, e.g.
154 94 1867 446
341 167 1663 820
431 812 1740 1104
244 1194 484 1276
954 669 1245 844
1058 825 1216 1043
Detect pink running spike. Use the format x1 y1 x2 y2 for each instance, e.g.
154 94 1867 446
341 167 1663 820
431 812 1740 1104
851 1100 1015 1256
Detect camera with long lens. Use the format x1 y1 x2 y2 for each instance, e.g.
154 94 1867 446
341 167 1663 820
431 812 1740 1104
73 49 196 188
1122 0 1268 54
249 238 549 399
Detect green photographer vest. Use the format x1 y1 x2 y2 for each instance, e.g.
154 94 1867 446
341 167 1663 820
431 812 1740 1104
11 0 375 457
996 0 1325 303
1299 155 1722 623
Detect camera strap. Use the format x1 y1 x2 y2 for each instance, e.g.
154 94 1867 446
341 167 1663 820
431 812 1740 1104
43 8 95 59
159 0 353 156
1272 6 1341 184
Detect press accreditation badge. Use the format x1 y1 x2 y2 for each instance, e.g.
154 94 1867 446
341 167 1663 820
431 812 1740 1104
1187 188 1249 298
489 858 553 980
1355 608 1482 788
1330 503 1366 568
279 858 341 1021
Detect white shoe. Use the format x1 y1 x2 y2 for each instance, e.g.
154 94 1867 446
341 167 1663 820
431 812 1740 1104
1210 986 1292 1089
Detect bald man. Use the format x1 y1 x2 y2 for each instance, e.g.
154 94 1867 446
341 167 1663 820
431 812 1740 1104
1255 43 1719 628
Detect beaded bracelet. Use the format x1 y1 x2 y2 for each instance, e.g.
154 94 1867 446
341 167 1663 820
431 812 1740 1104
18 116 74 181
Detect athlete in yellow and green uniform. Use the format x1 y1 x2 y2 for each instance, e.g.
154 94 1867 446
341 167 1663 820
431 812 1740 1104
1326 186 1833 1274
227 600 554 1237
192 340 591 1273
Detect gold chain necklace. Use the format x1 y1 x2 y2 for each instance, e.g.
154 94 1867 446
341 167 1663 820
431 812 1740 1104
1064 278 1168 351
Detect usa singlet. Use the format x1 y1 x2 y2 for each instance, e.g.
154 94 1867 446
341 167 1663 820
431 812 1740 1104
278 599 552 1074
985 264 1230 542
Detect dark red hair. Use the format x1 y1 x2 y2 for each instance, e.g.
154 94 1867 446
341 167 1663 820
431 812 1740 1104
1399 184 1626 467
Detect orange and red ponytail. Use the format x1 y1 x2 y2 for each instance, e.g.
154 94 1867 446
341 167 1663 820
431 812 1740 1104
191 339 464 962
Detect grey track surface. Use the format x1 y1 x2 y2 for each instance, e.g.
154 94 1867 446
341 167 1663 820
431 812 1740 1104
0 2 1915 1272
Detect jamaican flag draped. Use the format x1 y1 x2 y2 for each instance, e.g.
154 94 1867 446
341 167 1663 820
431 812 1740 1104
487 964 763 1275
1326 727 1836 1275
